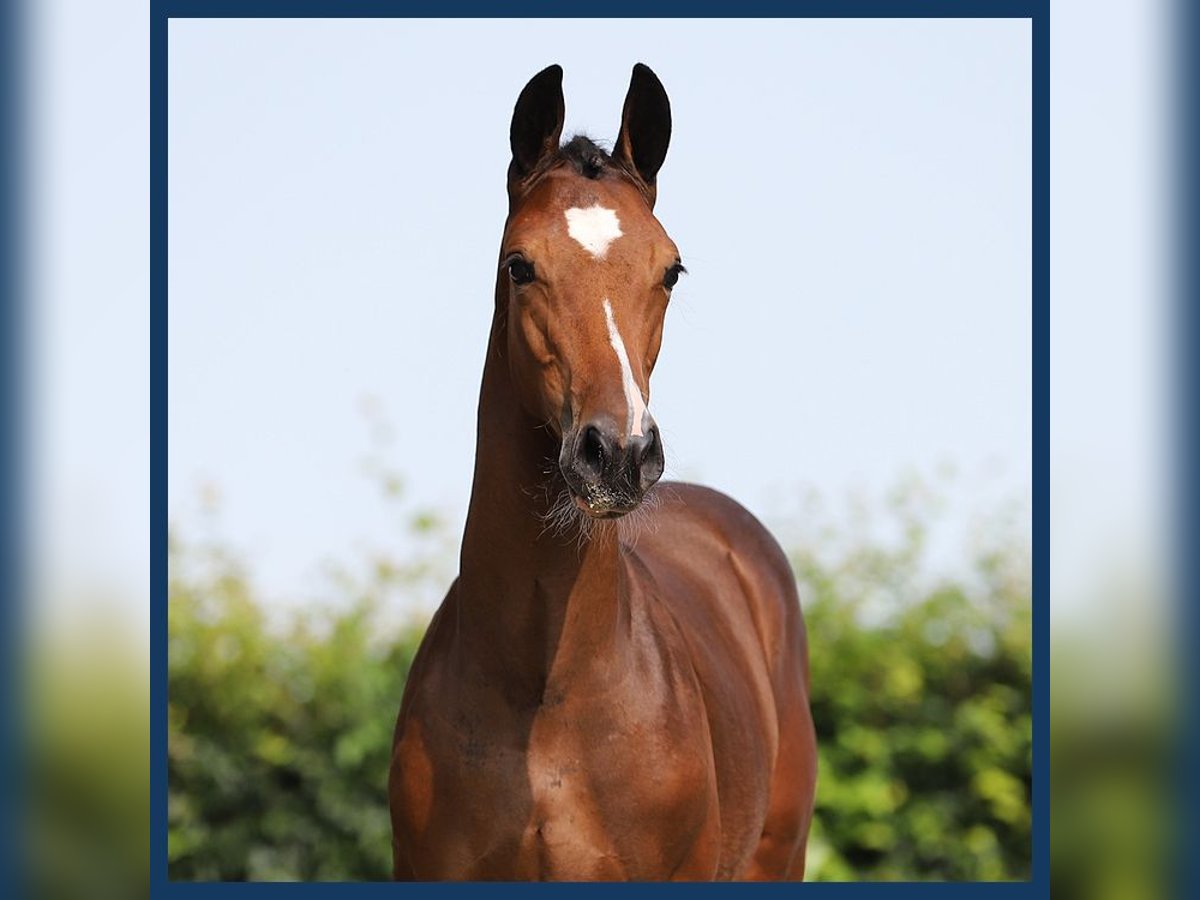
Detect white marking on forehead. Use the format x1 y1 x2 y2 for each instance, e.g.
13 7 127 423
564 204 623 259
602 299 649 438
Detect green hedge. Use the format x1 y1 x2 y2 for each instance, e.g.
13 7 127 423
168 487 1030 881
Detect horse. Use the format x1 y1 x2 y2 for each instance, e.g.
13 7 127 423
388 63 817 881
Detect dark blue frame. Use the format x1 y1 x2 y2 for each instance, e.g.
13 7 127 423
1177 0 1199 892
1 0 25 894
151 2 1049 894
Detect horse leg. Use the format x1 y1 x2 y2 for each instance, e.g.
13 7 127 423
742 685 818 881
392 836 416 881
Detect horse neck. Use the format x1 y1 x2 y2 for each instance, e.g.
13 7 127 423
455 306 630 692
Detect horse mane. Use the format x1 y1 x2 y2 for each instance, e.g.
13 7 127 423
556 135 612 180
518 134 640 192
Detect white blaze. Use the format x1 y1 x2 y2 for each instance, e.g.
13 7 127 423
602 299 648 438
565 205 623 259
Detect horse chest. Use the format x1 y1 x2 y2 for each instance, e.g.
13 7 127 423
532 693 720 878
397 671 719 880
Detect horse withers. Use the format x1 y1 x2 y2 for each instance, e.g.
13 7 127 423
388 63 817 881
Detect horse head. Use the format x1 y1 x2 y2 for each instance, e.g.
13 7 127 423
499 64 683 520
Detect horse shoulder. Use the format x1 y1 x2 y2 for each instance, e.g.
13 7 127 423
627 482 811 876
642 482 807 679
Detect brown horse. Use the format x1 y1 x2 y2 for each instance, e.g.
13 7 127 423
388 63 817 881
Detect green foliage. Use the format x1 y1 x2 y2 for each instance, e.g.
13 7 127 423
167 478 1031 881
167 534 427 881
29 626 151 900
793 479 1031 880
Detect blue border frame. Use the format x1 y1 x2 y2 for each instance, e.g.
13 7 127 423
1 0 25 894
151 2 1049 894
1176 0 1198 892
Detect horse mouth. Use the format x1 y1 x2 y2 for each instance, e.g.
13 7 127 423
570 485 641 519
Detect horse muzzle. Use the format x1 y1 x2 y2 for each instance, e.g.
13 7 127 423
560 415 664 518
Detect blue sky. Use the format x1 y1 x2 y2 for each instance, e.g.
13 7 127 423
24 1 1175 638
165 18 1032 611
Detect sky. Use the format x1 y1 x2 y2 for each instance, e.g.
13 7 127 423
164 18 1033 612
26 5 1173 633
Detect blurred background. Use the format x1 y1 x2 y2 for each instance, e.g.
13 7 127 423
3 0 1186 895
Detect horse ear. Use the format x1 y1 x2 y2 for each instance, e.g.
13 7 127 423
509 64 565 183
614 63 672 194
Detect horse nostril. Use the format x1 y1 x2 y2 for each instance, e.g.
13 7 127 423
635 427 665 489
570 420 660 496
581 425 607 477
632 428 655 466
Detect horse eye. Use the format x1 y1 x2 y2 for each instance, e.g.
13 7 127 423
507 258 535 286
663 262 686 290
